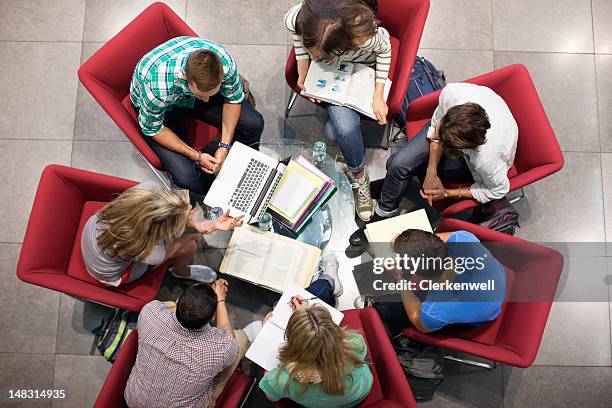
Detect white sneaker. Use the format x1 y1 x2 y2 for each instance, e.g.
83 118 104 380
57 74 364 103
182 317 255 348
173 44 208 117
352 172 373 221
314 252 343 297
170 265 217 284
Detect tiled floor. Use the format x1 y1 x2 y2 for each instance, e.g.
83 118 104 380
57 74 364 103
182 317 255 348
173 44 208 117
0 0 611 407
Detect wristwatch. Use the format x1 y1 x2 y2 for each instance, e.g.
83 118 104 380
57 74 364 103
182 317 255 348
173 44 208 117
218 142 232 151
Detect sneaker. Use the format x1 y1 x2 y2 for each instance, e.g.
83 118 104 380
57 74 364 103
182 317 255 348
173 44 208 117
335 153 349 174
313 252 343 297
352 172 373 221
353 294 376 309
348 211 386 247
170 265 218 284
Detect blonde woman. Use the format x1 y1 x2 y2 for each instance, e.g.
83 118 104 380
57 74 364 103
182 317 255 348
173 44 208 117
80 181 242 286
259 300 373 407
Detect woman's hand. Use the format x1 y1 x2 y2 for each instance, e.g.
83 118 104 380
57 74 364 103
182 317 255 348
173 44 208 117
372 95 388 125
289 295 310 312
263 311 273 324
214 209 244 231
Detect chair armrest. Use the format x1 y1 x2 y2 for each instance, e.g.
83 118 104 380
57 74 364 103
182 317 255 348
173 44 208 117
93 331 138 408
360 308 417 407
405 90 441 122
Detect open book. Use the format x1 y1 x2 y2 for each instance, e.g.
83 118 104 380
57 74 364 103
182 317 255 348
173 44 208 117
219 225 321 292
245 283 344 371
302 61 392 120
365 209 433 258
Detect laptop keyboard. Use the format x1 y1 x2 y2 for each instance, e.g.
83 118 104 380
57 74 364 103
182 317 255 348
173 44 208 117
229 159 271 213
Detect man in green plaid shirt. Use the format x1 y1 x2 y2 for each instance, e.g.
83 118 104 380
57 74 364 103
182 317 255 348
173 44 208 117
130 36 264 203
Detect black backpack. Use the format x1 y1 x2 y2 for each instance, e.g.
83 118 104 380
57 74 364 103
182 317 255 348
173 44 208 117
468 197 520 235
92 308 139 362
393 336 444 402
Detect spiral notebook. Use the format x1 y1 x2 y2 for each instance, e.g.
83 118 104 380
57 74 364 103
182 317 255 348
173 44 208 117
245 283 344 371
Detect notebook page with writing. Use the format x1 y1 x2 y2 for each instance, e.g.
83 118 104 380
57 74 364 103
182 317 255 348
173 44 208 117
245 283 344 371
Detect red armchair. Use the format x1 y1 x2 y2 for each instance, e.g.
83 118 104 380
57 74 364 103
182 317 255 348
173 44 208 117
284 0 430 137
275 308 417 408
405 64 564 217
77 2 218 184
94 331 254 408
16 165 167 312
402 218 563 368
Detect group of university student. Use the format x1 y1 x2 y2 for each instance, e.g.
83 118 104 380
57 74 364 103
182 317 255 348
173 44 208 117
78 0 516 406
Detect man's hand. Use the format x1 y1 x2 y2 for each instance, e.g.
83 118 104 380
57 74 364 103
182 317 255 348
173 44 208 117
372 96 388 125
211 279 229 301
420 189 447 202
289 295 310 312
214 209 244 231
198 153 220 174
211 147 229 174
422 172 446 205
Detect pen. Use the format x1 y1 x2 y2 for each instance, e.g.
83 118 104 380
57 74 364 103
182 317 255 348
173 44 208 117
287 296 318 305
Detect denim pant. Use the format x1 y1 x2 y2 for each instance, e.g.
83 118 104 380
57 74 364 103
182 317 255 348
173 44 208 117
377 121 472 218
305 276 335 306
143 93 264 204
324 105 365 173
371 293 411 335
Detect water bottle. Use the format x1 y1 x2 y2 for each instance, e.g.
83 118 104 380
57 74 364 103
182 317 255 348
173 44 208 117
258 212 273 232
313 140 326 167
208 206 223 220
187 265 217 284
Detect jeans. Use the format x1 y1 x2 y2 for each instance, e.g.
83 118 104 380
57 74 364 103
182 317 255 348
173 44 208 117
377 121 472 219
371 293 412 335
305 276 335 306
324 105 365 173
144 93 264 204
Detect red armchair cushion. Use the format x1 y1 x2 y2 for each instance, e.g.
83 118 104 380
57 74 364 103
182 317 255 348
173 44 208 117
67 200 168 302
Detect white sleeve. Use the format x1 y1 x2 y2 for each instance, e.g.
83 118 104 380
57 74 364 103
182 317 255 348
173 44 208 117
469 157 510 203
284 4 309 61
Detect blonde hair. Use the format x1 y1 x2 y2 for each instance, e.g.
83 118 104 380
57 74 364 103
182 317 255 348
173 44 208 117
278 305 365 396
96 187 191 262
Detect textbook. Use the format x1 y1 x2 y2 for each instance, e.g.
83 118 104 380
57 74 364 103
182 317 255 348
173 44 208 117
245 283 344 371
219 225 321 292
301 61 392 120
365 209 433 258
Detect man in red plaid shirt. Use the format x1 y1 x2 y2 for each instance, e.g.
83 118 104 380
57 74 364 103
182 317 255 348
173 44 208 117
124 279 250 407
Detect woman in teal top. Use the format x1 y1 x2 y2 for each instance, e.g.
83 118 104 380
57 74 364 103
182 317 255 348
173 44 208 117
259 297 374 408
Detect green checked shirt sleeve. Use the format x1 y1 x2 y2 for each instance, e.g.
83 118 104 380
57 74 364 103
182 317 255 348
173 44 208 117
130 37 245 136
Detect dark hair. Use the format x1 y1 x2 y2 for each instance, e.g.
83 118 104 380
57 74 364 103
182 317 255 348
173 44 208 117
297 0 377 60
438 103 490 155
185 50 223 92
176 283 217 330
393 229 446 279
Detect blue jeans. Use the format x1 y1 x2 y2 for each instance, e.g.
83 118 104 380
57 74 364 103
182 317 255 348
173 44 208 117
324 105 365 173
305 276 335 306
143 93 264 204
378 121 471 217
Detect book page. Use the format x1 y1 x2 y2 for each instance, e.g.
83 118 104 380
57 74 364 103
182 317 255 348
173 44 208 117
343 64 392 119
302 61 353 104
245 283 344 371
219 226 271 282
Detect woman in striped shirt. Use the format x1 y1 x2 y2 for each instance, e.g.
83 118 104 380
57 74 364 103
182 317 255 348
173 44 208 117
284 0 392 222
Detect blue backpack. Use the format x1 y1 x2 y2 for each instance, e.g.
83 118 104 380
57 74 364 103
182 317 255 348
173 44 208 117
394 56 446 128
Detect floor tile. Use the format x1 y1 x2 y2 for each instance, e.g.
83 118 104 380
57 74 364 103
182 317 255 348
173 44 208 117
186 0 289 45
592 0 612 54
0 140 72 243
418 49 494 83
82 0 187 42
52 355 111 408
0 244 59 354
492 0 593 53
0 0 85 41
224 44 287 140
602 154 612 244
55 294 112 356
0 353 55 407
420 0 493 50
284 114 327 145
494 52 599 153
513 152 605 243
533 302 610 366
596 55 612 152
0 42 81 141
74 42 128 142
421 363 503 408
503 366 612 408
71 140 157 182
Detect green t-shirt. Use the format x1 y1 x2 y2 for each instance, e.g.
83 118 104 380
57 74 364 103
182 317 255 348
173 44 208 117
259 333 374 408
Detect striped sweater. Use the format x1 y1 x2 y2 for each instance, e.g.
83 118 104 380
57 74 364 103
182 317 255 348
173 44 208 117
284 3 392 83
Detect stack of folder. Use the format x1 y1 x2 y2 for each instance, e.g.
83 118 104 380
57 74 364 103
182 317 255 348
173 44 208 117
267 155 336 235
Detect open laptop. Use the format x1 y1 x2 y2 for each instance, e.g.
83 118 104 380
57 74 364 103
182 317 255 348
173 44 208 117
204 142 286 224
